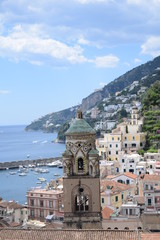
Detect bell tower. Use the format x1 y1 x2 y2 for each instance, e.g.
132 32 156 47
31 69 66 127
63 109 102 229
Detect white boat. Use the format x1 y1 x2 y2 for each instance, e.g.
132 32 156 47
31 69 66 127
38 177 47 182
19 172 27 176
58 163 63 168
36 182 42 184
47 162 58 167
9 172 17 175
54 173 60 176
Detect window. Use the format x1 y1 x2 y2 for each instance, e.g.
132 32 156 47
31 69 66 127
30 199 34 206
118 137 120 141
31 210 34 217
116 144 118 148
122 159 125 163
40 200 43 207
116 151 118 155
112 137 114 141
148 199 152 206
140 142 143 147
125 144 127 148
125 137 127 140
21 210 23 215
40 211 44 218
121 193 123 200
129 209 133 215
115 196 118 202
102 198 104 204
49 201 53 208
109 151 111 155
124 169 126 172
78 158 84 171
110 144 112 148
126 179 130 185
145 184 148 190
133 136 135 140
132 143 136 147
75 190 89 212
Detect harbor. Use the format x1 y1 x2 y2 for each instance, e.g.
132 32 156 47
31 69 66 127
0 161 63 204
0 157 62 170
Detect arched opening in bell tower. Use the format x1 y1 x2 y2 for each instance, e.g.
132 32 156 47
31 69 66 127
78 158 84 171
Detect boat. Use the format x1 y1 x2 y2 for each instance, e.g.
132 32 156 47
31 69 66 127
36 182 42 184
9 172 17 175
54 173 60 176
47 162 58 167
58 163 63 168
38 177 47 182
19 172 27 176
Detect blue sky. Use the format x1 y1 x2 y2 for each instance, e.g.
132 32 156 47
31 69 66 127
0 0 160 125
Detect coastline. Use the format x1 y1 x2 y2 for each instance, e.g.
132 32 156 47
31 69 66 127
0 157 61 171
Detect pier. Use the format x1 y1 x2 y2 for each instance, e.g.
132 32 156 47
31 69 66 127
0 157 61 170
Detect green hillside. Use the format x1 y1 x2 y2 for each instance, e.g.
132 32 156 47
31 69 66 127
142 81 160 151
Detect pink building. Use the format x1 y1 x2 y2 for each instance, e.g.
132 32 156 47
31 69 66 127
26 188 63 221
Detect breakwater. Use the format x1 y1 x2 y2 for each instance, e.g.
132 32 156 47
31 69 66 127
0 157 61 170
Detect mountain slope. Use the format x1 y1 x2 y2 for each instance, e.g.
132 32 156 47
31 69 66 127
82 56 160 111
26 56 160 133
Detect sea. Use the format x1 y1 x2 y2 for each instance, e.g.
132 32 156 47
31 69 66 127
0 125 65 204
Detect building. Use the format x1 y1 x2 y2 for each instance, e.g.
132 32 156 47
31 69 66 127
96 106 146 160
63 109 102 229
118 153 143 174
0 200 28 225
106 172 138 186
90 107 100 119
26 188 63 221
101 180 135 209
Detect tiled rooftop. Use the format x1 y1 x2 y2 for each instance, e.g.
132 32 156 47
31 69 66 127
139 174 160 181
0 201 24 210
0 229 139 240
0 228 160 240
102 206 114 219
27 189 63 195
101 180 133 195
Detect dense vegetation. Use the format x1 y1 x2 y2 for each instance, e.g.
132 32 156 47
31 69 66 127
142 81 160 150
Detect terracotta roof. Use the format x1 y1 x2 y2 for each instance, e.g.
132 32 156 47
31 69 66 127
106 172 137 180
139 174 160 181
141 233 160 240
123 172 138 179
101 180 133 195
0 201 24 210
134 196 145 205
0 229 139 240
102 206 114 219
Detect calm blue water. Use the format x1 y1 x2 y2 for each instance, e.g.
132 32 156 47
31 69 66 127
0 125 65 162
0 125 65 204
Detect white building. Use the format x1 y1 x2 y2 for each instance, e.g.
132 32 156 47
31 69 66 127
118 153 143 174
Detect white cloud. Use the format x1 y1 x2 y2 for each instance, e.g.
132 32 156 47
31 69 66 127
92 54 119 68
0 24 87 65
141 36 160 57
77 0 111 4
99 82 106 87
77 36 90 45
0 90 10 94
134 58 142 63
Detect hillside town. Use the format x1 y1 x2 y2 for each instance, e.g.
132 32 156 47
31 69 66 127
1 99 160 236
